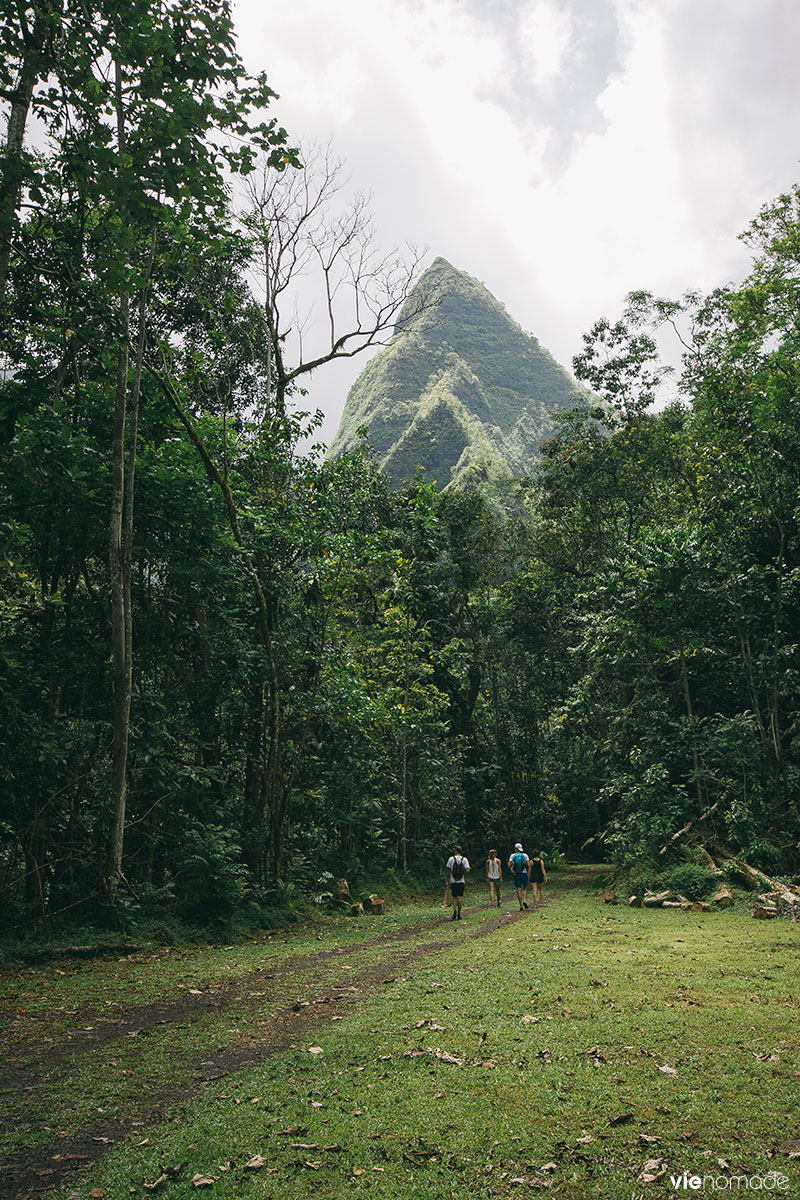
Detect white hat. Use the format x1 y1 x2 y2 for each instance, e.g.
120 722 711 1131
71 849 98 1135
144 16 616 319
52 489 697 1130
514 842 523 851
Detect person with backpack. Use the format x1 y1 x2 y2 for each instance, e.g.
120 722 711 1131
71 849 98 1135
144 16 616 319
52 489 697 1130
508 843 530 910
445 845 470 920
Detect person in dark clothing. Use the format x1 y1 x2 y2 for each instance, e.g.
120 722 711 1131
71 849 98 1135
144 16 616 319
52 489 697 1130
528 849 547 908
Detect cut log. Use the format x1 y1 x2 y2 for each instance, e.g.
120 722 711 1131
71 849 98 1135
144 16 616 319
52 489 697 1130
362 894 385 915
350 902 364 917
628 895 643 908
716 852 799 901
643 890 675 907
602 888 617 904
690 901 710 913
777 895 800 922
708 845 800 920
753 904 778 920
337 878 351 903
661 901 683 909
712 889 733 908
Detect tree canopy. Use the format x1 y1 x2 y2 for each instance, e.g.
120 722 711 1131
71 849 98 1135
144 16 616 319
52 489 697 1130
2 4 799 931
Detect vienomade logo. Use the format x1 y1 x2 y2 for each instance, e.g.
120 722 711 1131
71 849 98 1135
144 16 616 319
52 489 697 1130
670 1171 789 1192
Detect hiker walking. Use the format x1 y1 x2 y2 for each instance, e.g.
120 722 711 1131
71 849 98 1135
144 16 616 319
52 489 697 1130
528 849 547 908
446 845 470 920
508 843 530 910
486 849 503 906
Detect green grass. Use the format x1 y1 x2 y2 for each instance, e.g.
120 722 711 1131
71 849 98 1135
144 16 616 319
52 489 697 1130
4 878 800 1199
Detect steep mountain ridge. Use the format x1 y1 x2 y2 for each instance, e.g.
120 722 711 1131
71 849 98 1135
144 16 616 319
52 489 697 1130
328 257 585 487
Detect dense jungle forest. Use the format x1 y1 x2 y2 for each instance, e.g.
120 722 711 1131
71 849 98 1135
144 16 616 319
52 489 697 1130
2 0 799 936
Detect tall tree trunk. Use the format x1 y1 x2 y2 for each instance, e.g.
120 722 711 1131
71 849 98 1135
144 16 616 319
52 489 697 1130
108 284 131 881
0 1 55 301
107 59 133 883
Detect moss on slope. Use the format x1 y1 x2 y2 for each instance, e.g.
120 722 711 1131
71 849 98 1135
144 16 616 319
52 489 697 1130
328 257 586 488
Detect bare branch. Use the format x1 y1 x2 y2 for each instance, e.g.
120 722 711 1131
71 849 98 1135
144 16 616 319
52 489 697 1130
242 141 433 417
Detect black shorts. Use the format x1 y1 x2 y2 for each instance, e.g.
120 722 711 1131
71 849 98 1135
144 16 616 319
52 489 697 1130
450 881 465 897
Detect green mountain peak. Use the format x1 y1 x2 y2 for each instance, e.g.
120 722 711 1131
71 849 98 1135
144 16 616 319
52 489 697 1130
328 257 584 489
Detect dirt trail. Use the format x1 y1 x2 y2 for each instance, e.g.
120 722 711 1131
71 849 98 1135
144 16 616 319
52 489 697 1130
0 870 596 1200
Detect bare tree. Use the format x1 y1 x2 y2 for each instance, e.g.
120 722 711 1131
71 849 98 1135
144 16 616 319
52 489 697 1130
244 142 431 426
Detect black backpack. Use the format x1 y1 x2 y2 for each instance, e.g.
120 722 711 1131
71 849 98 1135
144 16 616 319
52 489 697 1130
451 855 465 881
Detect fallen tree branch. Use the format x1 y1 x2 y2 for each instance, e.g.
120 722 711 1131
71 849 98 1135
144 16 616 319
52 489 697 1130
658 798 722 857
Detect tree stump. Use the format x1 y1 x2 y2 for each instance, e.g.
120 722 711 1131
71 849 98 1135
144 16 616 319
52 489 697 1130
712 889 733 907
753 904 778 920
690 901 710 913
628 895 642 907
350 902 364 917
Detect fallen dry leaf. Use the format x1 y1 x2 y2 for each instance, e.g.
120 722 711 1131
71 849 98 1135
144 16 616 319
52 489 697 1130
243 1155 268 1170
307 1046 324 1055
142 1175 169 1192
191 1175 217 1188
431 1048 464 1065
637 1158 667 1183
658 1064 679 1075
608 1113 634 1126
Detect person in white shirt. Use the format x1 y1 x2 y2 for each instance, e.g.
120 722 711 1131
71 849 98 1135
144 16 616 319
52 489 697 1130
486 849 503 907
445 845 470 920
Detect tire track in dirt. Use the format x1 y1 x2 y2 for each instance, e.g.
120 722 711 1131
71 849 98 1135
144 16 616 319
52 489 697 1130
0 870 595 1199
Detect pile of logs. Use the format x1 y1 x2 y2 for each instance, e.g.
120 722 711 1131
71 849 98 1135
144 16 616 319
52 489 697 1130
626 890 714 913
337 879 386 918
621 842 800 920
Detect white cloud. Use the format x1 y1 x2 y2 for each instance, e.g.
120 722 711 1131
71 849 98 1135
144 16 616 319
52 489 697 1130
233 0 800 441
517 0 576 95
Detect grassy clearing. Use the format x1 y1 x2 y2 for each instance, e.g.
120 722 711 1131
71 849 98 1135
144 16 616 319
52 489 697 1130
1 897 508 1162
7 878 800 1200
1 897 445 1016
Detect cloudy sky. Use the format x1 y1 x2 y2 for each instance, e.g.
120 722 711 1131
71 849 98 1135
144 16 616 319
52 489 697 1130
233 0 800 445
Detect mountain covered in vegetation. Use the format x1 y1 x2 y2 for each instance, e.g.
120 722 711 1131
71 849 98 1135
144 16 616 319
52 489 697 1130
328 258 585 488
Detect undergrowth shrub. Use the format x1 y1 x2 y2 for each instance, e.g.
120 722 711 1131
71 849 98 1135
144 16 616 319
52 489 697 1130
657 861 717 899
